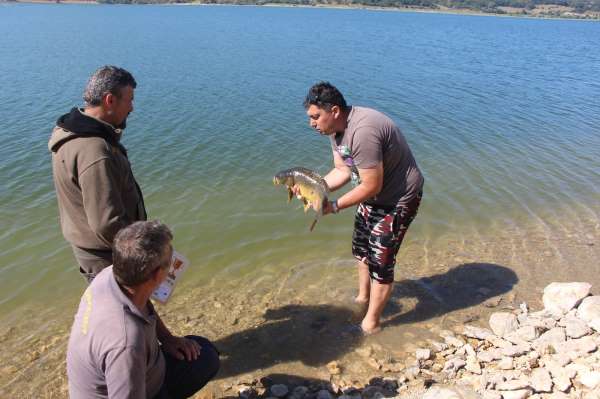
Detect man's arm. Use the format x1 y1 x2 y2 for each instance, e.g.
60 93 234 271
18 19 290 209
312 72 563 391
328 162 384 212
79 158 132 247
155 309 201 361
323 149 352 192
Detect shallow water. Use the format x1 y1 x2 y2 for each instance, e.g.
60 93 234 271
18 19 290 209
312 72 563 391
0 4 599 396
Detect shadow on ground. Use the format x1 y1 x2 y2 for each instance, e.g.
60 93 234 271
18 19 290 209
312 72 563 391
214 303 363 379
213 262 518 379
383 262 519 327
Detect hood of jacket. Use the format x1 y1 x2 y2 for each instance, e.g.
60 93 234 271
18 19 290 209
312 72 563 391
48 107 126 155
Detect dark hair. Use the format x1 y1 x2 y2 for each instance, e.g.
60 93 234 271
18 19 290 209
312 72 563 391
83 65 137 106
113 221 173 287
303 81 348 111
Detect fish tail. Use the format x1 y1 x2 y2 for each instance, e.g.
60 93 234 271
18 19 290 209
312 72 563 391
309 218 318 232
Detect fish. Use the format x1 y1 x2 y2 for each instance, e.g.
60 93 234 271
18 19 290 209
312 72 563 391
273 167 330 231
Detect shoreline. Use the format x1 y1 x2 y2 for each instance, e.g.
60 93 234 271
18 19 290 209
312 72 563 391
3 0 600 21
1 210 599 397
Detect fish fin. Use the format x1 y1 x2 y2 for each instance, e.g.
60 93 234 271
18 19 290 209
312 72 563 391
303 200 310 213
287 188 293 203
309 218 318 232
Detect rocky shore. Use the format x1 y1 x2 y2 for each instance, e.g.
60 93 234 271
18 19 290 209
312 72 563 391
227 282 600 399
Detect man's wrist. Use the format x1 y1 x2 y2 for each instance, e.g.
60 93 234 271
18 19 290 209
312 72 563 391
331 200 340 214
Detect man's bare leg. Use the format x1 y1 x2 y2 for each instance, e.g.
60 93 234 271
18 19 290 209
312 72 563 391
355 260 371 303
361 280 393 334
351 261 371 321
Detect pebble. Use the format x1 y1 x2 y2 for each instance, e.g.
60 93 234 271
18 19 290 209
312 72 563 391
498 357 514 370
529 368 552 393
489 312 519 337
578 371 600 389
416 348 432 361
501 389 532 399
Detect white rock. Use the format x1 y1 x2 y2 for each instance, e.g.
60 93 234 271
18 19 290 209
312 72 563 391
529 309 553 318
487 335 514 349
589 318 600 332
553 336 597 354
465 356 481 375
501 343 531 358
544 393 569 399
577 296 600 320
545 353 571 367
429 340 448 352
445 335 466 348
501 389 531 399
463 325 493 340
478 349 501 363
421 387 459 399
490 312 520 337
416 348 432 361
583 392 600 399
498 357 514 370
496 378 529 391
529 368 552 393
543 282 591 316
482 391 502 399
443 358 466 373
455 346 467 357
562 317 591 338
533 327 566 351
519 302 529 313
464 344 476 357
551 370 572 392
270 384 289 398
565 362 590 377
507 325 540 342
578 370 600 389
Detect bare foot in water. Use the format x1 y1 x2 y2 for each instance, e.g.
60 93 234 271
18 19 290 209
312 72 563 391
360 319 382 335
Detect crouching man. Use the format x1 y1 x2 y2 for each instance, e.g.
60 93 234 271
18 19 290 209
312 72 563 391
67 221 219 399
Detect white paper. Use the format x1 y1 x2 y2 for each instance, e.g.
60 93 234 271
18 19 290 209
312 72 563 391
151 250 190 304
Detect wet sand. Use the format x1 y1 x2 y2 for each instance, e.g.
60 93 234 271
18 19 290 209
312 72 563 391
1 206 598 398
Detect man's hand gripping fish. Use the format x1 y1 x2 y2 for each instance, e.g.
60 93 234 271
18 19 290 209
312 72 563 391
273 167 330 231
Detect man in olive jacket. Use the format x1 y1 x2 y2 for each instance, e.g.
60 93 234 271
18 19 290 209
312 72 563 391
49 66 146 282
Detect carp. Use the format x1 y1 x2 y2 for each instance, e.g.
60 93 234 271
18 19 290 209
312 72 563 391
273 167 330 231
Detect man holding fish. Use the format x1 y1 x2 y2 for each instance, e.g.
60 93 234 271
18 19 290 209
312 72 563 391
302 82 424 334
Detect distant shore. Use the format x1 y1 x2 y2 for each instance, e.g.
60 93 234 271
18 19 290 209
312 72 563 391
3 0 600 20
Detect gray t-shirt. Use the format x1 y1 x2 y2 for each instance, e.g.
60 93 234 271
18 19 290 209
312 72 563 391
330 106 424 207
67 266 165 399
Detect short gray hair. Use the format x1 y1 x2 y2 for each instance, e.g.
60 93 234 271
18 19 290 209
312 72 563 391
113 221 173 287
83 65 137 106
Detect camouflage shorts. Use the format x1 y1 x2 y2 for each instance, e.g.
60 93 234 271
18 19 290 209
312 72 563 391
352 192 422 284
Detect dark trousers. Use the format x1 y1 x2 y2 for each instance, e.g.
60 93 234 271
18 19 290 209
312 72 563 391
156 336 220 399
71 245 113 283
